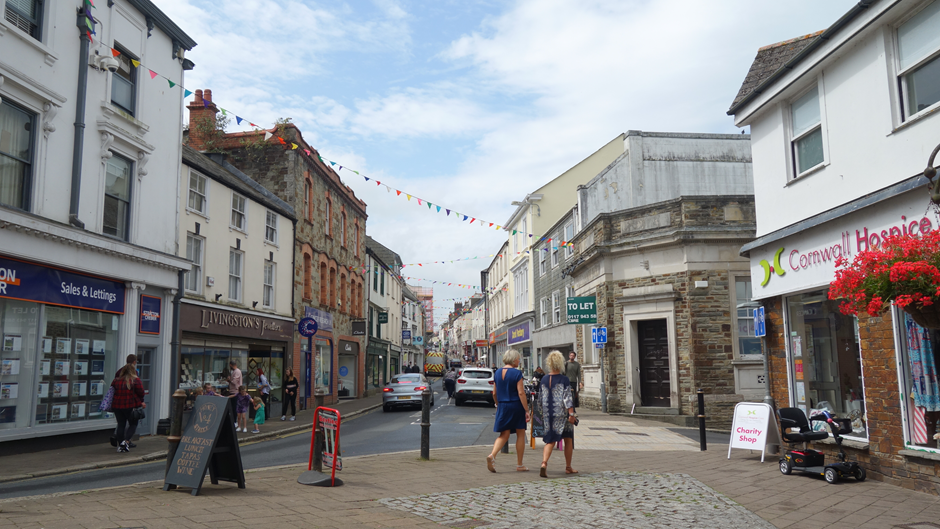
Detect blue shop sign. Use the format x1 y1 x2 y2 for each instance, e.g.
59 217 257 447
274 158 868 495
139 295 162 335
508 322 530 345
0 255 125 314
304 307 333 333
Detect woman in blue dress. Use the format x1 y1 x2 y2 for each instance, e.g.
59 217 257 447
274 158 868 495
540 350 578 477
486 349 531 472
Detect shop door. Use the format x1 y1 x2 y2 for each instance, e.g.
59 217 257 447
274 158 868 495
136 347 154 434
338 355 356 398
638 320 670 407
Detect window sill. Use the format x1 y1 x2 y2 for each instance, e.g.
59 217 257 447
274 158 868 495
264 239 278 249
731 358 764 365
785 161 829 187
100 102 150 136
185 207 208 221
890 103 940 136
229 226 247 236
0 19 57 65
900 448 940 461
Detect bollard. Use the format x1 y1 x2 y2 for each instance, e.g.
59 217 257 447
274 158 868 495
313 394 324 472
697 388 707 451
420 387 431 460
164 389 187 478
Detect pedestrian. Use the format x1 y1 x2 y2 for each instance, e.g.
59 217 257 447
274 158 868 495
256 367 271 419
540 350 578 477
282 367 298 421
486 349 531 473
443 368 457 398
251 396 265 433
226 360 242 423
235 385 251 433
565 351 584 408
532 366 545 383
111 360 145 453
202 382 217 396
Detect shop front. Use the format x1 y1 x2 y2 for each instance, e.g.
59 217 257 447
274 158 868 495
338 339 358 398
366 337 389 395
743 180 940 485
0 254 174 440
179 302 293 413
507 318 534 375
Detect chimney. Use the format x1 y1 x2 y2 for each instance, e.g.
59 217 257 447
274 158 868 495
186 89 220 150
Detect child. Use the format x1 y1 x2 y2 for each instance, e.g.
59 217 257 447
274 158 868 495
251 396 265 434
202 383 217 396
235 385 251 433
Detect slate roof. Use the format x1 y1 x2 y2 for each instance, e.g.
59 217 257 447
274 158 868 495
728 31 823 113
365 235 403 269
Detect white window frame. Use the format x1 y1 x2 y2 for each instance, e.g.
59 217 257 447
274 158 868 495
566 285 575 302
540 298 548 327
552 291 561 324
551 235 559 268
731 276 761 360
228 248 243 302
786 79 829 180
265 210 278 244
539 244 547 276
513 264 528 316
185 233 204 294
187 171 208 216
3 0 44 41
564 223 574 258
895 0 940 122
231 192 247 232
263 260 275 308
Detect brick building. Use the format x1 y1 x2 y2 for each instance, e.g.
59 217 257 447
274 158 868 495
567 131 756 429
185 90 367 406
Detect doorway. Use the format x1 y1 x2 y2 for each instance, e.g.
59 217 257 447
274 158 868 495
638 320 670 407
136 346 154 434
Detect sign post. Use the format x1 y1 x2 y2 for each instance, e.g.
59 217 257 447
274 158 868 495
298 317 318 409
727 402 781 462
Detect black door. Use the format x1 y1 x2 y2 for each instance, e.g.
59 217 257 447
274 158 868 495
638 320 670 407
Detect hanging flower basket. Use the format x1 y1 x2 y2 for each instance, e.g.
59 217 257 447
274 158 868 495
830 229 940 328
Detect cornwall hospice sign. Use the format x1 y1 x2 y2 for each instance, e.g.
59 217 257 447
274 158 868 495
0 255 125 313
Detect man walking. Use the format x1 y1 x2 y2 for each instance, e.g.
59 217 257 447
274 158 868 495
565 352 583 408
227 360 242 421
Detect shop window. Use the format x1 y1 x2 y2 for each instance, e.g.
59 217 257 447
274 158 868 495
898 312 940 451
786 289 867 439
4 0 43 40
263 260 275 308
228 249 243 302
897 0 940 120
0 100 35 210
185 233 204 293
110 45 137 115
733 277 761 358
187 171 207 215
103 154 132 240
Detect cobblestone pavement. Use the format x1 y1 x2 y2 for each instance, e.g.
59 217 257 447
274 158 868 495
380 471 774 528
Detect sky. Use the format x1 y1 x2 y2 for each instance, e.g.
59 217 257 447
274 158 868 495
157 0 857 323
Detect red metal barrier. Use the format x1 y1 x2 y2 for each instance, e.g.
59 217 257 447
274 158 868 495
308 406 342 486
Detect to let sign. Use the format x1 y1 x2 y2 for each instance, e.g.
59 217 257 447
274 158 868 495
566 296 597 324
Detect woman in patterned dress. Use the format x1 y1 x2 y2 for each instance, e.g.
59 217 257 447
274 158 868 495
539 350 578 477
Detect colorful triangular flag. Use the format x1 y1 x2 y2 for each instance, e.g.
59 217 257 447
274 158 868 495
149 69 158 80
167 79 175 88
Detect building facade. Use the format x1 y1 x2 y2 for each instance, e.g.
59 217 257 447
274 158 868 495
568 131 755 429
532 207 579 373
0 0 195 440
729 0 940 491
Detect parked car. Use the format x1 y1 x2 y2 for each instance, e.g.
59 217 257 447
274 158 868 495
454 368 494 406
382 373 434 412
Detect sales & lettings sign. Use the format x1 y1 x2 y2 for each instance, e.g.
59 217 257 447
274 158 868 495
566 296 597 324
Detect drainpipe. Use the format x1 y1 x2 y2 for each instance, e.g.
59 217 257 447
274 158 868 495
69 10 90 229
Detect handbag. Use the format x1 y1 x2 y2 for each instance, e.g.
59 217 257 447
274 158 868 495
100 386 115 412
130 406 146 421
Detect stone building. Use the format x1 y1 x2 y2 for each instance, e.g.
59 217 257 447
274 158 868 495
567 131 756 429
185 90 367 406
532 206 579 373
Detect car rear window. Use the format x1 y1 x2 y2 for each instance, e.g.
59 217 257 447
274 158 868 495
462 370 492 379
392 375 421 384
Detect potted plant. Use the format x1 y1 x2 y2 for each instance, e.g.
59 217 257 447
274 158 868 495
830 229 940 328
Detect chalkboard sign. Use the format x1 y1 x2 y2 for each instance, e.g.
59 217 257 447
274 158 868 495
164 395 245 496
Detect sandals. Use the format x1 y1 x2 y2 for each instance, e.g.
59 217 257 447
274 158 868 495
539 462 548 478
566 467 579 475
516 465 529 472
486 455 496 473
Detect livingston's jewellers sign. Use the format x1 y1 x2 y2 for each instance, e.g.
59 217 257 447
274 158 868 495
180 304 293 341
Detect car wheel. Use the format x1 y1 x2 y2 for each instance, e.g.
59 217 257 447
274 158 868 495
383 404 390 412
454 398 462 407
853 466 866 482
824 467 838 484
779 459 792 475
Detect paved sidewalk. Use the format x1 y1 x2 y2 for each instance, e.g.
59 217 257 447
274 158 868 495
0 394 384 483
3 409 940 528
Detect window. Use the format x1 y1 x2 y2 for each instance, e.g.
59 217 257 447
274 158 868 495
786 289 866 439
539 244 547 275
304 179 311 220
551 235 559 268
303 254 312 300
540 298 548 327
341 211 347 246
380 270 385 296
513 266 528 316
228 249 243 302
369 307 375 336
325 193 332 237
339 273 346 311
110 46 137 115
231 193 246 231
733 278 761 357
103 155 132 240
898 1 940 119
373 264 378 292
265 210 278 244
564 223 574 258
329 266 336 307
185 234 204 293
263 260 275 308
552 291 561 324
187 171 207 214
5 0 42 40
898 312 940 451
355 221 360 257
790 86 824 176
319 262 328 305
0 100 34 210
566 285 575 301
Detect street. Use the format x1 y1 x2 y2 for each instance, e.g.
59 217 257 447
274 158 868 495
0 385 504 500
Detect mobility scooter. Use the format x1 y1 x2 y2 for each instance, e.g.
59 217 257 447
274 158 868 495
778 407 866 484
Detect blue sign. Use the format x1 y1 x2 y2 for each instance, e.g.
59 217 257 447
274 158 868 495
508 322 530 345
139 295 162 335
339 366 349 377
413 335 423 345
754 307 766 338
0 255 125 313
298 317 318 337
592 327 607 344
304 307 333 332
402 329 412 342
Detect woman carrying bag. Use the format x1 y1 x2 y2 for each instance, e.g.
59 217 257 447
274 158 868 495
539 350 577 477
111 361 145 453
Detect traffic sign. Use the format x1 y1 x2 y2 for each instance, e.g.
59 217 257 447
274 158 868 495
591 327 607 344
754 307 766 338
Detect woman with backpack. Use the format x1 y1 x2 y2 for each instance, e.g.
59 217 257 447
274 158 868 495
111 360 145 453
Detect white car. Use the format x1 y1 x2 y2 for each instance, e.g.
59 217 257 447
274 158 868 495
454 368 494 406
